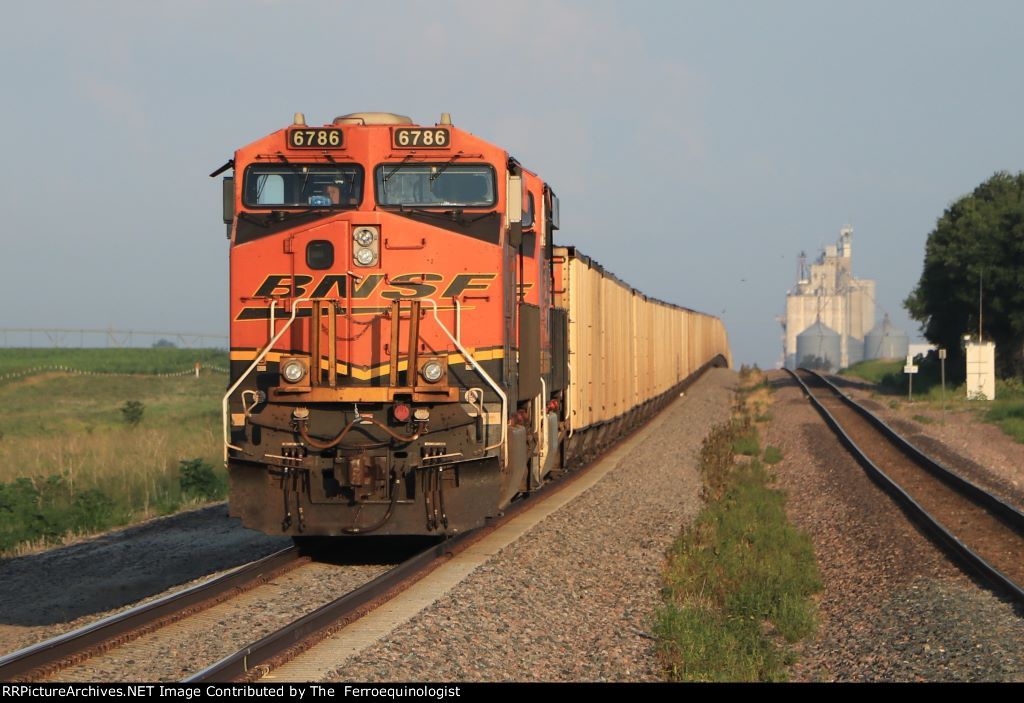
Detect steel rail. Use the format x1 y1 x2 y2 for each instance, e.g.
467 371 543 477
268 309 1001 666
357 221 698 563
787 367 1024 604
188 359 727 683
0 547 301 682
186 533 472 682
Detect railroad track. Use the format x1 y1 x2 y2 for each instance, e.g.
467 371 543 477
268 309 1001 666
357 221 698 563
0 547 305 682
788 367 1024 604
0 541 413 683
188 533 472 682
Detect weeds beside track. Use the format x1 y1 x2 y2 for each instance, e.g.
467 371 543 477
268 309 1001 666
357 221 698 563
656 369 821 682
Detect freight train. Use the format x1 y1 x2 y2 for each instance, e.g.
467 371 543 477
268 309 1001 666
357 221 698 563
213 112 731 537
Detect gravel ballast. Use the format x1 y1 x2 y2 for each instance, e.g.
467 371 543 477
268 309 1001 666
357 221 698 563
325 367 735 682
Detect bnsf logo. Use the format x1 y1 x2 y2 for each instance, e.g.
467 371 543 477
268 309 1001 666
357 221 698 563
236 273 496 320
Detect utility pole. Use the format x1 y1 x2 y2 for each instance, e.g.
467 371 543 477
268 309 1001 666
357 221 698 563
939 348 947 422
979 268 984 343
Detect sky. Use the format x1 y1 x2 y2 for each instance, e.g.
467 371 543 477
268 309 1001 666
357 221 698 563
1 0 1022 367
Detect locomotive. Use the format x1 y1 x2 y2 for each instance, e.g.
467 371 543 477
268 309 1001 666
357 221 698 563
214 112 730 537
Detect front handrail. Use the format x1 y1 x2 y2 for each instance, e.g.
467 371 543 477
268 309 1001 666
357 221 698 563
224 296 508 466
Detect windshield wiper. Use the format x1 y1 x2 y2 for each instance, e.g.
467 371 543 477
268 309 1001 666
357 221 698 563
383 154 414 183
429 153 462 182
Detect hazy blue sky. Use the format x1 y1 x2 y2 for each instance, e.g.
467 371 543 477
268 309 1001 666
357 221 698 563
1 1 1021 366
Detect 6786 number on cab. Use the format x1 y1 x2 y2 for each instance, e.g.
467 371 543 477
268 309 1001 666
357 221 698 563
393 128 449 148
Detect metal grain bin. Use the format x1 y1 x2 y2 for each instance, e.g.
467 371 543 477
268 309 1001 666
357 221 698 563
846 336 865 367
864 314 909 360
796 320 841 371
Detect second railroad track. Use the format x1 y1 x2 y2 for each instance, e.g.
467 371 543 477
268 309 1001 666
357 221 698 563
789 367 1024 604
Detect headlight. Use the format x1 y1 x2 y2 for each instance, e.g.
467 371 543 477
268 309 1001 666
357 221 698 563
352 226 379 267
354 227 375 246
281 359 307 383
420 360 443 383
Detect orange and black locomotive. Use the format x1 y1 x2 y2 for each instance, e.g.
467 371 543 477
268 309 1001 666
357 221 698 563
215 112 730 537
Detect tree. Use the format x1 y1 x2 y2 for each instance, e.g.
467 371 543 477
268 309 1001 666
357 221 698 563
905 171 1024 378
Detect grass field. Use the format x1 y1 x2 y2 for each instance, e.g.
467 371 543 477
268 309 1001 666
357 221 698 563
839 358 904 387
982 392 1024 443
840 359 1024 443
0 348 229 554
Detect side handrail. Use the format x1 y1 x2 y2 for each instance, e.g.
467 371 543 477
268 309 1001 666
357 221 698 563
537 376 548 474
566 362 574 438
223 298 311 461
422 298 508 464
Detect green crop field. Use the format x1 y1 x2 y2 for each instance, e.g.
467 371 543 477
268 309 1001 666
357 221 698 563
0 348 230 554
0 347 227 376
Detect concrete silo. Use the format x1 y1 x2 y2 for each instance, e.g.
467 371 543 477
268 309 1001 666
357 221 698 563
780 226 875 369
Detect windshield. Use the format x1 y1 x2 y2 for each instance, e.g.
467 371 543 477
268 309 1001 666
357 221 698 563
243 164 364 208
376 164 496 208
